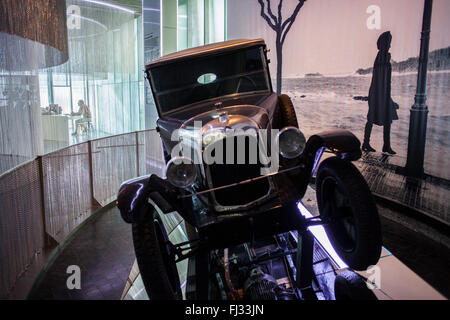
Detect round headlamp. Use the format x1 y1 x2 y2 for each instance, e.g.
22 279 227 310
165 157 197 188
276 127 306 159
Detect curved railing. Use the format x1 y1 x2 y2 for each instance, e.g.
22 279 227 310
0 129 165 299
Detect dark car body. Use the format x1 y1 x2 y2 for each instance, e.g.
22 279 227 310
118 39 362 248
116 39 383 301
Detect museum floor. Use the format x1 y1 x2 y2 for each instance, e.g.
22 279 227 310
28 205 135 300
377 203 450 299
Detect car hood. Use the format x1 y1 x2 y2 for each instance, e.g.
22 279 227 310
181 105 269 132
157 93 273 137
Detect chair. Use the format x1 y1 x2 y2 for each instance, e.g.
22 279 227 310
74 118 94 136
86 119 95 132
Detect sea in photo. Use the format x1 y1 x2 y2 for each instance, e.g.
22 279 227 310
282 71 450 180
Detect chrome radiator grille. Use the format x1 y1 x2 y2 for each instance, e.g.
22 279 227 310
205 135 271 209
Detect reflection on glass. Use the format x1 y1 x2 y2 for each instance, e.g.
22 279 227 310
197 73 217 84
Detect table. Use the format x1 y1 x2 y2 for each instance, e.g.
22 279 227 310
41 114 81 142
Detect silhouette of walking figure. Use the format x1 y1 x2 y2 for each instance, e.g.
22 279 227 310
362 31 399 154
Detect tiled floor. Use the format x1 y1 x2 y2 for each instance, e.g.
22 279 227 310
28 207 135 300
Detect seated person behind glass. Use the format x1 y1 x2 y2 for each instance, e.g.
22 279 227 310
71 100 92 135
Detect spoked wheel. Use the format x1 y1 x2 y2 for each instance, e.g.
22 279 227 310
316 157 382 270
132 210 182 300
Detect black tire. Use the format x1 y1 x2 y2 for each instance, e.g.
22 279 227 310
278 94 299 128
132 211 181 300
334 270 378 300
316 157 382 270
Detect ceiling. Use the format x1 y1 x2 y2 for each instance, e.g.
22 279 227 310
105 0 142 14
71 0 143 14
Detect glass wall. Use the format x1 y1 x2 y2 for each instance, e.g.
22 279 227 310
42 0 145 144
177 0 189 50
205 0 226 45
0 0 67 174
0 0 146 175
143 0 161 129
0 0 228 175
176 0 227 52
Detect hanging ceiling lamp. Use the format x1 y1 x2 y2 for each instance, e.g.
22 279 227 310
0 0 69 71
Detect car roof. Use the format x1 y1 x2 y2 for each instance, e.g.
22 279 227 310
145 38 266 69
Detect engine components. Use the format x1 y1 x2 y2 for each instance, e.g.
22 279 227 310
243 267 297 300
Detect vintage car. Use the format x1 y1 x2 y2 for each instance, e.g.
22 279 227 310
117 39 382 300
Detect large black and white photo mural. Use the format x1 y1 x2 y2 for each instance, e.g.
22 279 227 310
227 0 450 182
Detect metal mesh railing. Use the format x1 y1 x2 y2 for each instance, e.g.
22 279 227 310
92 134 139 206
0 160 45 299
0 129 164 299
41 143 94 243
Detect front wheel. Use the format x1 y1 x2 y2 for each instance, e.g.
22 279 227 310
132 210 181 300
334 270 378 300
316 157 382 270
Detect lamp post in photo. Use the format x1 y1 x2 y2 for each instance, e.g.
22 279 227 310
404 0 433 178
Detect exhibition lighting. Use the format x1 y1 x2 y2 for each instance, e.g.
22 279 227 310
297 202 348 269
69 32 104 40
80 0 135 14
67 13 108 30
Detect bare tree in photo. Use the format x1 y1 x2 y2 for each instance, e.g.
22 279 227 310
257 0 307 94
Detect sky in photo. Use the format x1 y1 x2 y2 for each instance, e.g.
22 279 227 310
227 0 450 76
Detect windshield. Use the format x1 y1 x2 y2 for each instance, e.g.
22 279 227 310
149 46 270 114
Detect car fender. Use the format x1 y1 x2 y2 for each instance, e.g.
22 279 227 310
117 174 196 225
289 129 361 199
117 175 154 223
304 129 362 161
